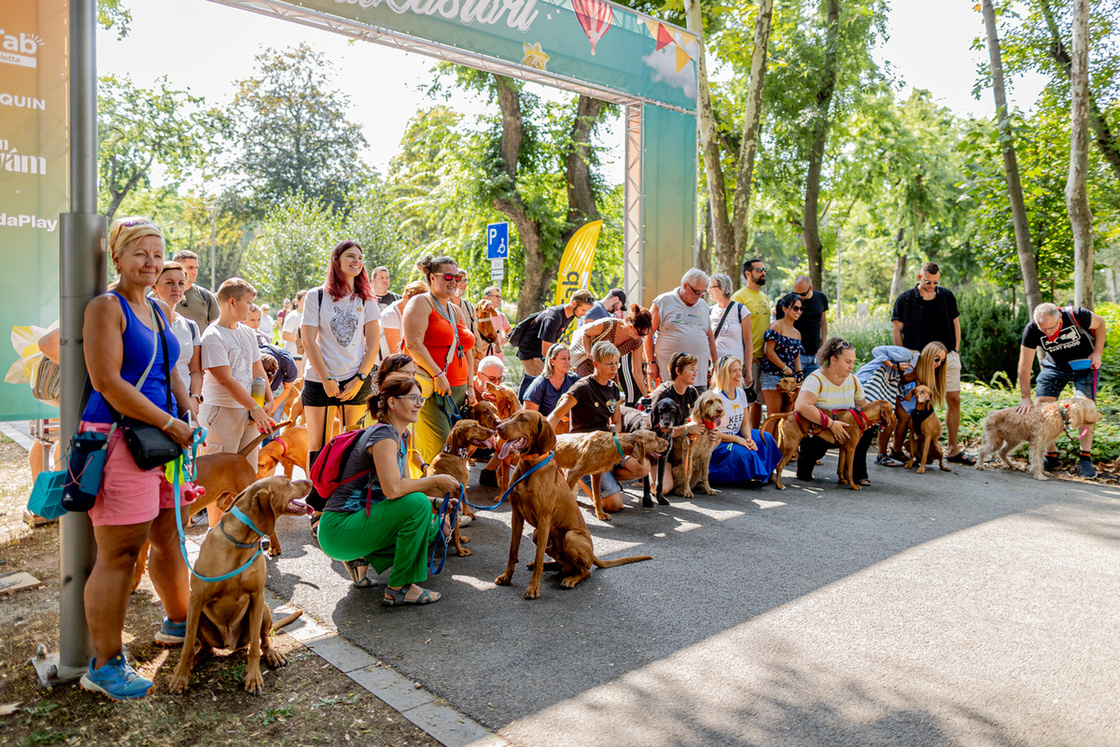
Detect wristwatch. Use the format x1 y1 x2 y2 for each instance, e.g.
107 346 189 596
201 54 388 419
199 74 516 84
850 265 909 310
356 372 368 381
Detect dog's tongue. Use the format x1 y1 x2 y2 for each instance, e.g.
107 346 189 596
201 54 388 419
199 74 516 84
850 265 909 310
487 435 497 451
498 440 513 461
287 498 313 515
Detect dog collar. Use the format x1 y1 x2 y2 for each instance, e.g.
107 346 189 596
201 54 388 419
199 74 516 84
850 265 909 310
219 522 260 549
521 451 552 466
276 437 287 457
230 506 266 538
613 435 625 459
443 443 469 460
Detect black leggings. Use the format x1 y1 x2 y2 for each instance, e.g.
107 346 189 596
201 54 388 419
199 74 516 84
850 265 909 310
796 429 876 482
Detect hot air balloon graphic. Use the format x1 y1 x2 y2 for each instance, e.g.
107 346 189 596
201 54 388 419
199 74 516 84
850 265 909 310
572 0 613 56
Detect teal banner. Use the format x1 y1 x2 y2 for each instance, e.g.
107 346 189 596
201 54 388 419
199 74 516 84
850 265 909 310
296 0 697 110
642 103 696 296
0 0 68 421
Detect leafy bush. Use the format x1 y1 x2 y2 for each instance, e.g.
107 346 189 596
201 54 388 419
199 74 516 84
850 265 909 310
1095 302 1120 393
958 293 1028 385
830 312 893 367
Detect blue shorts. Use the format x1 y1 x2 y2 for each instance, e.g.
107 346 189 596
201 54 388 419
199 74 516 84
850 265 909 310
761 372 786 391
581 469 621 497
1035 365 1097 400
800 353 820 377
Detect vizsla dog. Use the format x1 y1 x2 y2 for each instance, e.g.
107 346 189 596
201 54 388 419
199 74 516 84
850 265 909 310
554 430 668 521
672 391 725 499
766 400 896 490
168 476 312 695
425 419 496 556
902 385 950 474
976 394 1101 480
256 425 308 480
494 410 651 599
475 299 500 355
776 376 802 413
484 380 523 491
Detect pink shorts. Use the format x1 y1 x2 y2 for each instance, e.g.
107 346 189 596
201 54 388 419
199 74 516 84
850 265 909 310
80 422 190 527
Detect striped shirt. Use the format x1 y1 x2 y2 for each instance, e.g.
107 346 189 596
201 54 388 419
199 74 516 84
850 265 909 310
803 369 864 410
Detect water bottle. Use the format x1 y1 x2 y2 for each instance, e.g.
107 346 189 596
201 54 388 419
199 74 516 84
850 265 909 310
251 376 268 410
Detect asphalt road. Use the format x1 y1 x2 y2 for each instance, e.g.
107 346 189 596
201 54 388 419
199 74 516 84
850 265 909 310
250 454 1120 746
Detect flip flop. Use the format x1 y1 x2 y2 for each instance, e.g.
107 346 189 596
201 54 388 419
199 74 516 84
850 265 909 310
383 584 441 606
946 452 976 466
875 454 902 467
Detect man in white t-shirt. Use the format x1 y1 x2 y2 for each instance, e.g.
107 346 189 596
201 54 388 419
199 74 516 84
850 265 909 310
644 268 719 390
282 289 306 374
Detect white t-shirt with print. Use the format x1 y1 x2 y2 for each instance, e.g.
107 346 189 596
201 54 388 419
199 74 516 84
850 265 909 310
169 315 200 394
200 322 262 408
710 302 749 364
301 288 382 383
715 387 749 435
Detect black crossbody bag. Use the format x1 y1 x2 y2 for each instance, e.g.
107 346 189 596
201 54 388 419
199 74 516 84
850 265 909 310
112 301 183 471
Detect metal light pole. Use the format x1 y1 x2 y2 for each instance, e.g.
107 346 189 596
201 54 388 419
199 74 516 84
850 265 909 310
32 0 105 687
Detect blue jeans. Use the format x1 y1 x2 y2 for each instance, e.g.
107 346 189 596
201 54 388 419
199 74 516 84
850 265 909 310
801 353 820 378
581 469 621 497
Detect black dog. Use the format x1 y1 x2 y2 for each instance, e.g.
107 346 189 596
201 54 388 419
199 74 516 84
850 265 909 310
637 399 684 507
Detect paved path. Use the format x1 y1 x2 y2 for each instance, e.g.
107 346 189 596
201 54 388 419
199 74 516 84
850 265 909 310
261 455 1120 746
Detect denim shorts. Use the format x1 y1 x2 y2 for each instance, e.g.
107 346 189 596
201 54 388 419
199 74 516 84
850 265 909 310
760 372 786 391
1035 365 1097 400
581 469 621 497
800 353 820 377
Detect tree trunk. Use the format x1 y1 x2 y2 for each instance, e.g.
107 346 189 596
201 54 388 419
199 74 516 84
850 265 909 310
1039 0 1120 185
729 0 775 286
562 95 603 248
491 75 550 319
981 0 1043 312
802 0 840 290
698 197 713 274
684 0 731 277
889 228 908 300
1067 0 1094 309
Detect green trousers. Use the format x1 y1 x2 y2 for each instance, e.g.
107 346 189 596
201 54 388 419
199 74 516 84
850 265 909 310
317 492 438 588
416 384 466 464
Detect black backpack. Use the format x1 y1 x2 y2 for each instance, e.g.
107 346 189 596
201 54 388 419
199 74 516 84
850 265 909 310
508 311 542 348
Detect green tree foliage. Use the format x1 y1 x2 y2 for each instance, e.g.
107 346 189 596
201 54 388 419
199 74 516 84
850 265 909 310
244 194 339 303
97 0 131 38
97 75 219 220
227 44 369 217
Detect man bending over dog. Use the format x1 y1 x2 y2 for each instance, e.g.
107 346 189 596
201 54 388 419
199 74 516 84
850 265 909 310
547 341 655 513
1016 302 1107 478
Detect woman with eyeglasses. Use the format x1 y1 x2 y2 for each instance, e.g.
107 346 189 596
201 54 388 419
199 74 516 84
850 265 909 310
707 274 752 375
709 355 781 485
571 304 652 403
402 255 477 463
761 292 805 417
316 373 460 599
793 337 876 486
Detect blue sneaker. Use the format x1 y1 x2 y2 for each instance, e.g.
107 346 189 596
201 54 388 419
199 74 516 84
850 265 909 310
154 617 186 646
80 654 153 701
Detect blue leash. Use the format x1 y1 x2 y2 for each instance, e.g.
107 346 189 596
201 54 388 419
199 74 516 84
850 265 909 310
463 453 554 512
428 453 556 575
173 427 269 583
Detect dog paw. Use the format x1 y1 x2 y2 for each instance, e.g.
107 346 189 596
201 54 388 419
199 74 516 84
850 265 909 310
168 673 189 694
243 673 265 695
524 585 541 600
941 466 952 472
596 511 611 522
460 535 470 543
641 498 654 508
1034 473 1050 481
656 496 671 506
903 460 914 469
494 573 512 586
701 486 716 495
455 546 473 557
265 649 287 668
267 546 282 557
916 466 926 474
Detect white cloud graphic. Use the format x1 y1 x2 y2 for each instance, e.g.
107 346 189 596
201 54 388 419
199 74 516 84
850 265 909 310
641 45 696 98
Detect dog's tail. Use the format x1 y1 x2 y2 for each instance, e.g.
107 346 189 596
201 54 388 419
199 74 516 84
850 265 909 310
237 419 294 458
272 610 303 629
761 414 787 440
593 554 652 568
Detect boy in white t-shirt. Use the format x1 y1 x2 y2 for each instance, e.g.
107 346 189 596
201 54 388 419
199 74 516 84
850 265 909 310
200 278 275 524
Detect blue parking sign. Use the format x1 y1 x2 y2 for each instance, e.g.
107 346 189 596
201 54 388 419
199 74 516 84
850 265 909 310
486 222 509 260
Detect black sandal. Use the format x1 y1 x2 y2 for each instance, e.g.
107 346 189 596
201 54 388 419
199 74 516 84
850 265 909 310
345 559 373 588
383 584 440 606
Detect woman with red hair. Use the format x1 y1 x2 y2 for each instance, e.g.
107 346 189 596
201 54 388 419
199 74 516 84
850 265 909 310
301 241 382 526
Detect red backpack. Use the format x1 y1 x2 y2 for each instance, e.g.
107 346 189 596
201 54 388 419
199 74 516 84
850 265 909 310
309 428 374 505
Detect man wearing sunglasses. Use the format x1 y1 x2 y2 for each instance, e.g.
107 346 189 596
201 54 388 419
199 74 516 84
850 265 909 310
790 275 828 377
892 261 972 464
645 268 719 390
731 258 771 427
515 289 595 399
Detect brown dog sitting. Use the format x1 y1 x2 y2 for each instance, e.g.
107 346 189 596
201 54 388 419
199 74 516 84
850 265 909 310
494 410 652 599
766 400 896 490
671 391 726 499
902 385 950 474
256 425 308 480
425 419 495 556
168 476 313 695
776 376 802 412
554 430 668 521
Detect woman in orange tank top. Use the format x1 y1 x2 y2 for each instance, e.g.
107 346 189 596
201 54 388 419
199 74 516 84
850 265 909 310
402 255 476 462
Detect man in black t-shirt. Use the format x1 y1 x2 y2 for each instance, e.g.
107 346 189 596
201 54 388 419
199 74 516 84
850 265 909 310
791 275 828 375
516 290 594 398
371 266 400 309
1016 302 1106 478
891 262 970 463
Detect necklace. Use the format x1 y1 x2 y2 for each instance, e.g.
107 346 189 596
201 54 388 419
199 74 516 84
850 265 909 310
430 294 454 325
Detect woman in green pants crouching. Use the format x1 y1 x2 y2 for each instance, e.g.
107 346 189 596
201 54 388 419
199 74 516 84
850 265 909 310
317 372 460 604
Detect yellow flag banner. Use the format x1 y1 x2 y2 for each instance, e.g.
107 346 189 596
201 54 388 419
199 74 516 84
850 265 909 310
552 220 602 344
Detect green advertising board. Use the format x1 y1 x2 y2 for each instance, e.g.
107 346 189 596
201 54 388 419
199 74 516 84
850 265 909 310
0 0 68 421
